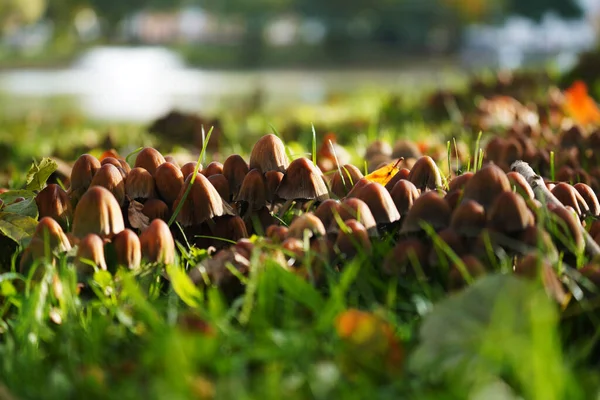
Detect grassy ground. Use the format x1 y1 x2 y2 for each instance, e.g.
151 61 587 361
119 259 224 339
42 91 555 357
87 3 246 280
1 70 600 399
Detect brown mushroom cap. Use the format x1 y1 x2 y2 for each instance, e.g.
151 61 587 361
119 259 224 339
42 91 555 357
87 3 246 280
335 219 371 258
142 198 170 222
574 183 600 217
384 168 411 192
223 154 249 198
208 174 231 201
352 181 400 225
313 199 341 232
134 147 166 175
551 182 589 218
154 162 184 206
276 157 329 202
401 191 452 234
407 156 443 191
287 213 326 239
210 215 249 244
266 225 289 243
181 162 201 179
428 228 467 267
235 169 267 214
390 179 420 216
365 140 392 160
330 164 364 198
506 171 534 200
70 154 101 194
101 157 127 179
450 199 486 237
392 139 422 159
203 161 224 177
249 134 289 173
487 191 535 234
448 172 473 193
139 219 176 264
75 233 108 277
72 186 125 239
337 197 378 235
111 229 141 271
462 164 511 210
90 163 126 206
172 173 234 227
32 217 72 253
265 170 284 203
125 167 156 202
36 184 72 231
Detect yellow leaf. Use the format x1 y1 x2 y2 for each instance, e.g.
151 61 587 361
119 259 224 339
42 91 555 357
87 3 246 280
364 158 403 186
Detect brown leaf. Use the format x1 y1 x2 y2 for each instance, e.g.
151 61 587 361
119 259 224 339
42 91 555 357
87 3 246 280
128 199 150 230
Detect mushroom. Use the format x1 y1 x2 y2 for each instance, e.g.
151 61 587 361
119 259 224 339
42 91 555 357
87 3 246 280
154 162 184 206
140 219 176 265
249 134 289 173
134 147 165 175
72 186 125 239
125 167 156 202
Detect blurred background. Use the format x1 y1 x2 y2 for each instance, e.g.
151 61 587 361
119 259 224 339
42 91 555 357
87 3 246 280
0 0 597 122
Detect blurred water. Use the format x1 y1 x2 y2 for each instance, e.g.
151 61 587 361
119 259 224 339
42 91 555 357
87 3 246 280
0 46 460 122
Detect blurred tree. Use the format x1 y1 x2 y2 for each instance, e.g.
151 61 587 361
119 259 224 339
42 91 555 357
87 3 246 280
0 0 47 32
507 0 582 21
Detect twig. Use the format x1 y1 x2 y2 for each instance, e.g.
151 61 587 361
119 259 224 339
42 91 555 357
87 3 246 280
511 160 600 258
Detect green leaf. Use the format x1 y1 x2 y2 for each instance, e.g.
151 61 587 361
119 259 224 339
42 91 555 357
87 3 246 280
0 190 36 204
166 263 203 308
0 212 38 244
3 197 38 219
410 274 569 399
25 158 58 191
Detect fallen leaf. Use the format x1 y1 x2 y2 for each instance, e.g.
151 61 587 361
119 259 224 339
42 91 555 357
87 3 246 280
563 80 600 125
364 158 403 186
128 200 149 231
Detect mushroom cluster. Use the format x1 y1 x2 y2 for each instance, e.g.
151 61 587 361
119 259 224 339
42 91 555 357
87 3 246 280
15 120 600 300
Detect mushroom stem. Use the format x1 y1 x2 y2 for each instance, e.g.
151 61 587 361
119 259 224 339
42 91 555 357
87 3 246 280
278 199 295 219
511 160 600 258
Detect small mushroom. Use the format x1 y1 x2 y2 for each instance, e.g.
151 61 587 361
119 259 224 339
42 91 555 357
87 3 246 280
125 167 156 202
139 219 176 265
330 164 364 198
352 181 400 226
154 162 184 206
134 147 166 175
72 186 125 239
287 213 326 240
223 154 249 199
400 191 451 234
36 184 72 230
75 234 108 278
249 134 289 173
203 161 224 177
208 174 230 201
462 164 511 210
389 179 420 216
276 157 329 205
487 191 535 235
335 219 371 258
407 156 443 191
110 229 141 271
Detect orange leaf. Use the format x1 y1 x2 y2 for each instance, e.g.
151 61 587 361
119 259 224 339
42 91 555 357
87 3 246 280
563 81 600 125
335 309 403 372
364 158 403 186
99 149 121 161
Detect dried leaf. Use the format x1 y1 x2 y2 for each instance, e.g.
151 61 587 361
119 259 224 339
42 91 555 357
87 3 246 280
128 200 149 230
364 159 402 186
